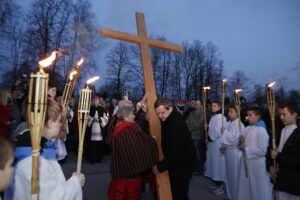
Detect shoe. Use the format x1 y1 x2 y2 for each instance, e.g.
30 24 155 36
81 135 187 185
213 185 224 195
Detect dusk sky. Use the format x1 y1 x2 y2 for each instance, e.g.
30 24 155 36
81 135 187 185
18 0 300 90
92 0 300 90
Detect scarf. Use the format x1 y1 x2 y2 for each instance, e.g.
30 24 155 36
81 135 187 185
250 119 267 129
14 140 57 166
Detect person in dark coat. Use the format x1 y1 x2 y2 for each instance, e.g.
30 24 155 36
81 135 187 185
153 98 195 200
271 102 300 199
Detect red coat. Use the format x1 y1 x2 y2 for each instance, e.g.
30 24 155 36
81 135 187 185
109 121 158 178
0 104 14 137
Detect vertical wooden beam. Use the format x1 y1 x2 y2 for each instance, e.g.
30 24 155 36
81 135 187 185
136 12 173 200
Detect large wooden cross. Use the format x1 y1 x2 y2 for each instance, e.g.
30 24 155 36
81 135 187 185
100 12 181 200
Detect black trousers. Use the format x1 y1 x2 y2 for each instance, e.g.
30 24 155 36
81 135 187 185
169 167 193 200
89 140 105 163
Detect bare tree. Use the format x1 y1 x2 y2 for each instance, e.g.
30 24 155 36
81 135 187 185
105 41 132 99
252 84 265 104
0 0 25 88
230 70 249 91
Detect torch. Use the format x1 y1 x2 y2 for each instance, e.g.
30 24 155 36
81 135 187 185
77 76 100 173
62 71 77 108
234 89 248 178
221 79 227 129
71 58 83 91
27 51 57 200
202 86 210 146
267 81 277 169
61 58 84 132
62 58 83 108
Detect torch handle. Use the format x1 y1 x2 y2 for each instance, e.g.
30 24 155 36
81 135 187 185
202 91 208 148
76 87 91 174
76 118 88 173
234 92 248 178
76 149 83 173
242 151 248 177
221 92 225 129
267 90 277 170
31 151 39 199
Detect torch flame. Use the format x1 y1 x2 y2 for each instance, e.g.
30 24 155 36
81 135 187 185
39 51 58 68
235 89 243 94
86 76 100 84
69 71 78 80
77 58 84 66
203 86 211 90
223 79 227 82
268 81 276 88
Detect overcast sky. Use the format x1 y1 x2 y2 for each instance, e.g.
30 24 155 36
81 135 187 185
17 0 300 91
92 0 300 90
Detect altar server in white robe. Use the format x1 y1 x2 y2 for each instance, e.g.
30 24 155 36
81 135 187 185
221 105 245 200
271 102 300 200
238 107 273 200
5 98 85 200
204 100 227 194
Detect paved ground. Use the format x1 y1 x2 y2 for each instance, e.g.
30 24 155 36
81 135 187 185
61 154 229 200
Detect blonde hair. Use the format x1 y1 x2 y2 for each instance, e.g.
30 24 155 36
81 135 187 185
0 89 11 106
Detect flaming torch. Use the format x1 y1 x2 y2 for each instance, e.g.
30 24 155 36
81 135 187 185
61 58 84 135
267 81 277 169
72 58 83 90
234 89 248 178
221 79 227 129
202 86 210 145
77 76 100 173
27 51 57 200
62 58 84 108
62 71 77 108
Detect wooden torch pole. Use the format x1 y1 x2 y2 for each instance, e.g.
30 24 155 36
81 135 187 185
76 76 99 173
28 51 57 200
234 89 248 178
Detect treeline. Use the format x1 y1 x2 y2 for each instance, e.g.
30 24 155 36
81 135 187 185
0 0 101 93
99 40 224 100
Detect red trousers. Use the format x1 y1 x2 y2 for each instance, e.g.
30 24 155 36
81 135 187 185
108 177 142 200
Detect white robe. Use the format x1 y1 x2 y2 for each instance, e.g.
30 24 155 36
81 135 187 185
54 138 67 161
204 113 227 182
276 191 300 200
5 156 82 200
222 119 244 200
237 125 273 200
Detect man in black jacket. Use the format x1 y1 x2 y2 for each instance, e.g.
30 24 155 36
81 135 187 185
271 102 300 199
153 98 195 200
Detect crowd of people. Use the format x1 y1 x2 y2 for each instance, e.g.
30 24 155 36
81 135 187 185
0 79 300 200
